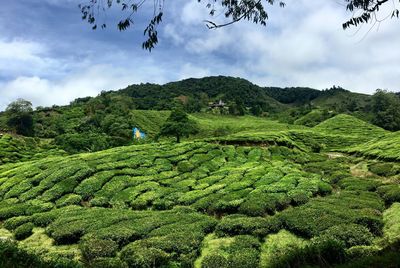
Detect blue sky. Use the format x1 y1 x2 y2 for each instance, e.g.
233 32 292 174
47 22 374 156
1 0 399 110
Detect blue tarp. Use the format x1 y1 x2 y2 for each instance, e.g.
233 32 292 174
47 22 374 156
132 127 146 139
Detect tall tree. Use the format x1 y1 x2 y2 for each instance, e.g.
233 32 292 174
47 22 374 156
371 89 400 131
5 99 34 136
159 109 198 143
78 0 400 50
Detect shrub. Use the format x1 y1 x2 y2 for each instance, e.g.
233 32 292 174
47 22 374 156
215 215 281 238
14 222 34 240
3 216 31 231
288 190 310 205
229 248 259 268
320 224 374 248
177 160 195 173
377 185 400 204
56 194 82 207
354 213 384 236
80 236 119 264
368 162 395 176
90 258 128 268
201 253 229 268
120 243 170 268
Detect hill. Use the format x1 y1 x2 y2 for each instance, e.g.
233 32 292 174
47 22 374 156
1 135 400 266
314 114 387 139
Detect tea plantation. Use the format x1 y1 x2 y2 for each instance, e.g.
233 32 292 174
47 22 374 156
1 114 400 267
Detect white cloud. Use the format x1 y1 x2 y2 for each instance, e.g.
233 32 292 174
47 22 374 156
0 64 171 111
1 0 399 112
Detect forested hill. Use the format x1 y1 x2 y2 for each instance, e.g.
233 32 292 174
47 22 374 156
1 76 399 155
118 76 370 113
119 76 285 112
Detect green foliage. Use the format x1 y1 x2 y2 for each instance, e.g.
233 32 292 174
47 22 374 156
0 134 66 165
80 236 118 264
5 98 34 136
215 215 281 237
279 191 384 238
314 114 387 140
159 108 198 142
14 222 35 240
371 89 400 131
346 132 400 161
368 162 397 177
377 185 400 205
320 224 374 248
294 109 335 127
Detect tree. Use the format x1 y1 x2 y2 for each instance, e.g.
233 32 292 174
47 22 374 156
159 109 199 142
5 99 34 136
371 89 400 131
78 0 400 50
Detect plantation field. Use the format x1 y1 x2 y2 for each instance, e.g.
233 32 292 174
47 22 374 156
1 113 400 267
0 134 66 165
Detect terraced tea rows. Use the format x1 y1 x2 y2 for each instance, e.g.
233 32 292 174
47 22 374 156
0 142 332 216
1 129 400 267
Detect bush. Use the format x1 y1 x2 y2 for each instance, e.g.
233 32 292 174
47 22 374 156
177 160 195 173
377 185 400 204
14 222 34 240
120 244 170 268
215 215 281 237
80 236 119 264
368 162 395 176
3 216 31 231
90 258 128 268
320 224 374 248
201 253 229 268
229 248 259 268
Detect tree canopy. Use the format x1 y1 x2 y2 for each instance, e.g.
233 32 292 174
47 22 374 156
5 99 34 136
158 108 199 142
79 0 400 50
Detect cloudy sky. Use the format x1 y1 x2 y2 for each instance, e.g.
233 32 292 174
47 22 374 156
1 0 399 110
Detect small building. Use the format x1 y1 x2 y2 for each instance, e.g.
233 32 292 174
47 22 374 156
209 99 226 109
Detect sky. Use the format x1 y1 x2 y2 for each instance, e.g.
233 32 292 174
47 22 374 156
1 0 399 111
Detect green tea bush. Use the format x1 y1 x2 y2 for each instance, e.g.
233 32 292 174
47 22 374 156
288 189 310 205
368 162 396 176
14 222 34 240
3 216 31 230
56 194 82 207
201 253 229 268
377 184 400 204
338 177 381 191
320 224 374 248
120 243 170 267
279 191 384 238
80 236 119 264
215 215 281 237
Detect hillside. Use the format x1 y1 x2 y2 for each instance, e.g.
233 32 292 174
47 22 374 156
0 134 66 165
314 114 387 138
1 136 400 266
345 131 400 161
0 76 379 155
